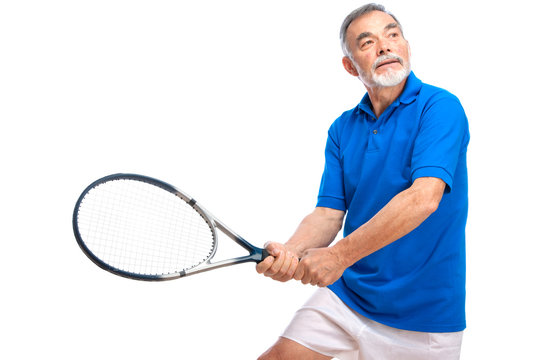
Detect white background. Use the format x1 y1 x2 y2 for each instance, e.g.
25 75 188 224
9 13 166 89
1 0 538 358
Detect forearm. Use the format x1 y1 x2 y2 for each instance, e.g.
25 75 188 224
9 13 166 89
333 177 445 267
285 207 344 258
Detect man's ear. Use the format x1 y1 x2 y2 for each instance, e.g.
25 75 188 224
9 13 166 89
342 56 359 77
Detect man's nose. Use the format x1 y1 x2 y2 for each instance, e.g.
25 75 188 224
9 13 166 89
377 40 392 55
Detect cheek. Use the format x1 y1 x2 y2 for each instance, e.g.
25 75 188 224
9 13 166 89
398 43 411 60
354 55 375 73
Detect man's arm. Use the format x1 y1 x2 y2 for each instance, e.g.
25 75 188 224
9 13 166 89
255 206 344 281
294 176 446 286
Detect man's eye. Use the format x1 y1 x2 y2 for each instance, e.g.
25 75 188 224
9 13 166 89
362 40 373 47
389 32 399 38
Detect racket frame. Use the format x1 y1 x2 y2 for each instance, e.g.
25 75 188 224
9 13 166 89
73 173 267 281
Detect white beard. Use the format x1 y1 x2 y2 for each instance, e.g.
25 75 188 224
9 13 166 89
372 63 410 87
354 53 411 88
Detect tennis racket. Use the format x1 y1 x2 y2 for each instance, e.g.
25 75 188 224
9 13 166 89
73 173 270 281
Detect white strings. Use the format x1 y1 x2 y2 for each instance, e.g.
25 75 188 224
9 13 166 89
76 179 215 276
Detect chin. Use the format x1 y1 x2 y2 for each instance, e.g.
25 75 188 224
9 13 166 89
372 67 410 87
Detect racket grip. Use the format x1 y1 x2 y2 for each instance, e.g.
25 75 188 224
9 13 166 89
261 248 271 261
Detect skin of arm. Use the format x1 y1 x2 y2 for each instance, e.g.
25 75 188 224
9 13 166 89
257 176 446 287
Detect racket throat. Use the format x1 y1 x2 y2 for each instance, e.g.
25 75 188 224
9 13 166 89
180 252 263 277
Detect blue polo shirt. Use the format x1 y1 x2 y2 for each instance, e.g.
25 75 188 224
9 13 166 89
319 72 469 332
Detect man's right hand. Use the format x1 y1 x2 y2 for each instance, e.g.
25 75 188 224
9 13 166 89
256 242 299 282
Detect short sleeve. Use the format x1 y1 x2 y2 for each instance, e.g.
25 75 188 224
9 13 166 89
317 125 347 211
411 95 470 192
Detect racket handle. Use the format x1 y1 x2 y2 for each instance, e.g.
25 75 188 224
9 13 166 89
261 248 271 262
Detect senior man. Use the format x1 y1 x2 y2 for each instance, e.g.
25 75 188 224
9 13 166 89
256 3 469 360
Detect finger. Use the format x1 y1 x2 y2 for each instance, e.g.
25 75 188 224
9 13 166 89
317 280 329 288
286 253 300 279
296 260 314 285
274 252 298 282
293 260 305 282
271 254 291 281
309 268 321 286
265 242 283 257
255 255 274 274
267 250 286 276
301 273 312 285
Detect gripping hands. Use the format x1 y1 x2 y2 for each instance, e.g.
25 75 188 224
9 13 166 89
255 242 346 287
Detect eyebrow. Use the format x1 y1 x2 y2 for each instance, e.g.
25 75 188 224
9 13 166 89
355 22 400 43
356 31 373 43
384 23 399 30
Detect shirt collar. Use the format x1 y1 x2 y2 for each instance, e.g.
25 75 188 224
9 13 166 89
356 71 422 117
398 71 422 105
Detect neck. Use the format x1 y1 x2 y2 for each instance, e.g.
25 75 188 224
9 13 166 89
365 79 406 118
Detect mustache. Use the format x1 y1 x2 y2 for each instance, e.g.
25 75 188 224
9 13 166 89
372 54 404 70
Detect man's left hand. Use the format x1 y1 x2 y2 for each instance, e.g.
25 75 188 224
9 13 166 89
293 247 347 287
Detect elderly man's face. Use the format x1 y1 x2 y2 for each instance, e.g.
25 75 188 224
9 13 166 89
343 11 411 88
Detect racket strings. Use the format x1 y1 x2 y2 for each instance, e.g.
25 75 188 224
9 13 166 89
76 179 215 276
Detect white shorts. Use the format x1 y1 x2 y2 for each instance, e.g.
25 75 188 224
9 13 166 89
281 288 463 360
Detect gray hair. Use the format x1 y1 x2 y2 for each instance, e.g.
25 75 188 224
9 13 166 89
339 3 403 56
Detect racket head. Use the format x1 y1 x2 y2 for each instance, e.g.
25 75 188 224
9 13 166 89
73 174 217 281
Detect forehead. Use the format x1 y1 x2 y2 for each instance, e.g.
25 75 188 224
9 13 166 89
347 10 398 37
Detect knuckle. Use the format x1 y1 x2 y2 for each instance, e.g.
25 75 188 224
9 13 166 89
270 262 282 273
265 268 277 276
287 269 296 278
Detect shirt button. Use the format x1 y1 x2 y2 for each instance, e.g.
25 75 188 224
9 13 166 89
373 129 378 135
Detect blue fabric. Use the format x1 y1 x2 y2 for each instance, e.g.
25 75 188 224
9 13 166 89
318 72 469 332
